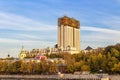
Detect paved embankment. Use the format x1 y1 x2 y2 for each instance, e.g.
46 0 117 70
0 74 119 80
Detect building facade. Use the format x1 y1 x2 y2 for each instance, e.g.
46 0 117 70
19 46 47 59
58 16 80 52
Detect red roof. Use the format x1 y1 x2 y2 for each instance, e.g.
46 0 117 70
35 55 47 60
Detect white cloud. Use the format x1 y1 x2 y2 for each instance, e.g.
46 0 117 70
0 38 55 45
0 11 57 58
16 34 39 39
81 26 120 49
81 26 120 42
81 26 120 34
99 15 120 30
0 38 55 58
0 11 56 31
0 11 120 57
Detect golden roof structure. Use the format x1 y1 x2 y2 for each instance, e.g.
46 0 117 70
58 16 80 29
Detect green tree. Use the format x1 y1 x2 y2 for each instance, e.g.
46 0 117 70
73 61 84 72
112 62 120 74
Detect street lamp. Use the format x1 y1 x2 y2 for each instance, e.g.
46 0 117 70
99 69 103 79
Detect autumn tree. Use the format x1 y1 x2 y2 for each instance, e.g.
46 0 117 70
81 65 90 71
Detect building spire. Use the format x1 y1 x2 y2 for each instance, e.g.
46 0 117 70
22 45 24 49
21 45 25 52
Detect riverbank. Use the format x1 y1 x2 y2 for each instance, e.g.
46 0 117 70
0 74 106 80
0 74 119 80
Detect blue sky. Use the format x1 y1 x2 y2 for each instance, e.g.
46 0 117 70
0 0 120 58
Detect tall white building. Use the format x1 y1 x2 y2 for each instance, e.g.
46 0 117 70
58 16 80 52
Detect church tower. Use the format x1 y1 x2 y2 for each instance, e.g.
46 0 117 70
19 46 26 59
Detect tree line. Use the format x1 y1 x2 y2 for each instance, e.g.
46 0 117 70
0 43 120 74
0 60 59 74
48 43 120 74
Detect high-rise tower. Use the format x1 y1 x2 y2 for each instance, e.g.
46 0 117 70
58 16 80 52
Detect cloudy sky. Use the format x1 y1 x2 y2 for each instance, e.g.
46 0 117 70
0 0 120 58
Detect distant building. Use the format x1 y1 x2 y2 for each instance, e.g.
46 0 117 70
80 46 94 53
19 46 26 59
85 46 93 51
58 16 80 53
19 46 47 59
81 46 105 54
19 16 81 56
